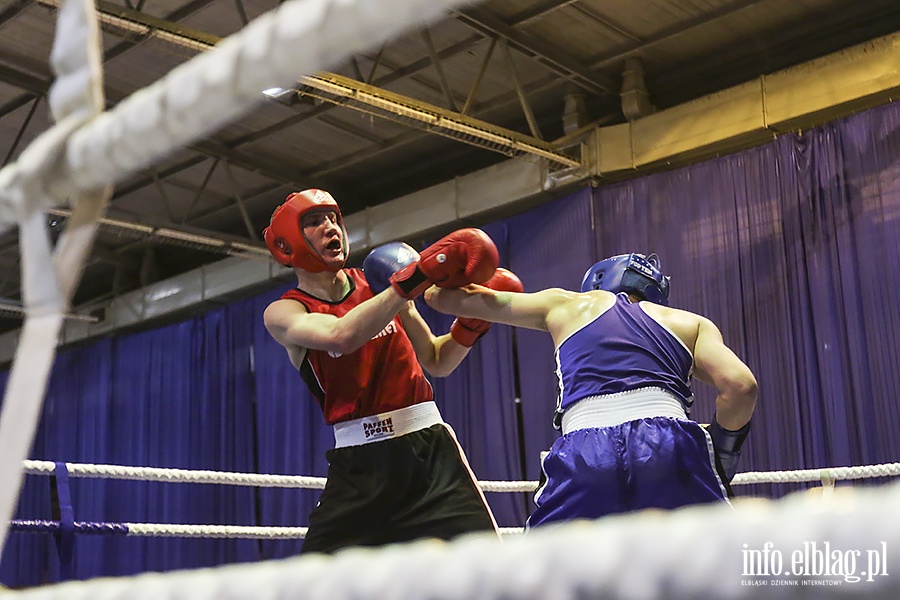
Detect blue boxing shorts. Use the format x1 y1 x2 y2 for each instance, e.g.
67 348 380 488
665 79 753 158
527 416 730 530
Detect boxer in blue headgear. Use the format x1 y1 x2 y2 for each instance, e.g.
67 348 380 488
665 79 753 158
580 253 670 304
425 251 757 528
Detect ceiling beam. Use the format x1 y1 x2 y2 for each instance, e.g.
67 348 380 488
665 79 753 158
77 2 608 199
0 0 34 26
74 6 578 201
0 61 49 95
454 6 618 95
585 0 767 70
98 0 221 63
509 0 579 26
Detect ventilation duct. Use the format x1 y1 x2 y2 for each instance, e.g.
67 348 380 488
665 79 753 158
621 57 656 121
562 83 589 134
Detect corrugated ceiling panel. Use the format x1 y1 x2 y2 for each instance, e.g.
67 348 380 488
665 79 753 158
241 116 371 164
102 37 197 95
0 5 56 62
128 0 219 20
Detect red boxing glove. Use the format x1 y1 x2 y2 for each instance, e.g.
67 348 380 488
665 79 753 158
450 318 491 348
390 228 499 299
450 268 524 347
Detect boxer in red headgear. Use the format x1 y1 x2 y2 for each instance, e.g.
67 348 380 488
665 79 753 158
262 189 523 554
263 189 349 272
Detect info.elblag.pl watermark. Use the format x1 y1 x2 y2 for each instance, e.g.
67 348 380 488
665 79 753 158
741 541 890 586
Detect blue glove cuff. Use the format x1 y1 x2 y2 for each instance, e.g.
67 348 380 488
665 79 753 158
709 417 751 484
363 242 419 294
708 417 751 454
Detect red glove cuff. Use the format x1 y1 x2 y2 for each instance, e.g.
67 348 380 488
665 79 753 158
389 263 431 299
450 318 492 347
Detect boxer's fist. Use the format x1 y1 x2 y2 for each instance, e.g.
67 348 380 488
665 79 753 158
390 228 499 299
483 267 525 294
364 242 420 294
450 268 524 347
420 228 499 288
708 416 751 483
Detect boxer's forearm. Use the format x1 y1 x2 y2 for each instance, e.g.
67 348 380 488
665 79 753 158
424 286 494 320
426 285 562 331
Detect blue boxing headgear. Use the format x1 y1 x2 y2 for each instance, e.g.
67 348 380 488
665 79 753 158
580 253 671 305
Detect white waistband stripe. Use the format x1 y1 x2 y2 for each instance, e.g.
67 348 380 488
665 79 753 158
561 388 688 434
333 401 443 448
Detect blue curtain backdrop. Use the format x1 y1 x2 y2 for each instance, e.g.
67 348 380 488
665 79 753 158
1 98 899 585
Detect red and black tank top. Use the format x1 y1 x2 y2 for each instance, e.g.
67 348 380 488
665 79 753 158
280 268 433 424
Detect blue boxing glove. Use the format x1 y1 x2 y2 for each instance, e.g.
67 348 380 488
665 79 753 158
708 416 751 484
363 242 420 294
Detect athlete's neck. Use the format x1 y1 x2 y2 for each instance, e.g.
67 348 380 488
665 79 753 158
294 268 350 302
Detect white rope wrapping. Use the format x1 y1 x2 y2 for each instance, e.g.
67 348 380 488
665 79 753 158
22 460 900 491
0 0 112 560
7 480 900 600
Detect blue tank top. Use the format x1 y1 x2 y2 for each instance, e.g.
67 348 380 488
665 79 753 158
555 293 694 416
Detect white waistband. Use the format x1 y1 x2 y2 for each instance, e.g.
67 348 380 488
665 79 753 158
333 401 444 448
561 388 688 434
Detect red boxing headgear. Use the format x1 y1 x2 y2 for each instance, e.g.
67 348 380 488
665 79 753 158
263 189 349 273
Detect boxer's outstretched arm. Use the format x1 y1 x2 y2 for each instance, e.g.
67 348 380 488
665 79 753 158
425 285 573 332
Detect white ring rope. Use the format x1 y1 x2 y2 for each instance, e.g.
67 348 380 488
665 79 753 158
8 480 900 600
124 524 525 539
13 521 527 540
478 480 537 493
17 459 899 542
733 463 900 485
21 459 900 491
126 523 310 539
22 460 327 489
